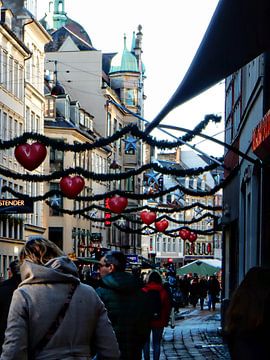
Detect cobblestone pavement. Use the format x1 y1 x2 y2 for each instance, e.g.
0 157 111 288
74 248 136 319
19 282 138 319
159 304 231 359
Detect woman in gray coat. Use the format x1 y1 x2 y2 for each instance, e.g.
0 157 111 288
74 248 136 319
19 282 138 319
0 237 120 360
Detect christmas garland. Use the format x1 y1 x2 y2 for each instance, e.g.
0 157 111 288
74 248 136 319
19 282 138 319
0 160 222 182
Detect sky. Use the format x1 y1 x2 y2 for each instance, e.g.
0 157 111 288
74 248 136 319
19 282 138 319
37 0 224 157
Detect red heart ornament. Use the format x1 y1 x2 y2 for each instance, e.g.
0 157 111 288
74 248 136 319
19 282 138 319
14 142 47 171
140 211 157 225
179 228 191 240
108 196 128 214
188 231 197 243
60 176 85 198
155 219 169 232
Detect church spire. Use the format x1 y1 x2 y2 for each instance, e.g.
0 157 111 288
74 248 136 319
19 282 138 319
53 0 67 29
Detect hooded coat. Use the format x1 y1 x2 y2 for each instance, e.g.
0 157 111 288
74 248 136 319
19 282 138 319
96 272 150 360
142 282 171 328
0 257 120 360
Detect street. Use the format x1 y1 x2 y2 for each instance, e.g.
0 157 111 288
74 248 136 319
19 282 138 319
159 304 231 359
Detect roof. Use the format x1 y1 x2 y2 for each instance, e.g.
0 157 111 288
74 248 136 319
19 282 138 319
109 35 139 74
45 26 95 52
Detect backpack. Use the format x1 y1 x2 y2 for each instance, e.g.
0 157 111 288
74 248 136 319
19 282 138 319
147 289 162 321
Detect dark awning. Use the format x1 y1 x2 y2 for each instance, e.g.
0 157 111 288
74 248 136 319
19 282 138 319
146 0 270 133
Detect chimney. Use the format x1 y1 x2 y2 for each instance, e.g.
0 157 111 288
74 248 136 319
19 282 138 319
1 8 13 29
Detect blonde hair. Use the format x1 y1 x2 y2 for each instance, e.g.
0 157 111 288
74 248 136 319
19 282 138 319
20 237 64 265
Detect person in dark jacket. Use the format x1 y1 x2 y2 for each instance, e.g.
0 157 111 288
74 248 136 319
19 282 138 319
142 271 171 360
224 267 270 360
0 260 21 354
96 251 150 360
207 275 220 311
198 276 208 310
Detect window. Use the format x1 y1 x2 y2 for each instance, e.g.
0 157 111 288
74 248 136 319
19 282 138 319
167 238 171 252
3 113 7 155
14 61 19 97
45 98 56 118
0 48 2 83
8 56 13 93
156 238 160 252
162 239 166 252
125 169 134 192
18 66 24 99
118 123 122 154
49 183 63 216
107 112 111 137
50 145 64 172
3 51 7 88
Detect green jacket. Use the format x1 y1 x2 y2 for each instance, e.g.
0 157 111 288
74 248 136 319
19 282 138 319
96 272 150 360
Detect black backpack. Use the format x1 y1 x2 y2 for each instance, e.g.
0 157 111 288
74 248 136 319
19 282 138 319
147 289 162 320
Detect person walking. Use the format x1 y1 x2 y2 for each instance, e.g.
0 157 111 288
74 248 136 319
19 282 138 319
198 276 208 310
142 271 171 360
189 275 199 308
0 260 21 354
0 237 120 360
207 275 220 311
96 251 150 360
224 267 270 359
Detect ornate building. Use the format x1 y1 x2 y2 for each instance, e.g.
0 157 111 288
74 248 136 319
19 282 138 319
40 0 146 256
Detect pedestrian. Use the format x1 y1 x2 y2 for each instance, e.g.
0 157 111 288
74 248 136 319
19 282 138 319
179 275 190 306
189 275 199 308
0 260 21 354
0 237 120 360
96 251 150 360
224 267 270 360
142 271 171 360
198 276 208 310
207 275 220 311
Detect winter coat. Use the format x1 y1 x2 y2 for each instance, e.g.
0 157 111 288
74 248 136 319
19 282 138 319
0 257 120 360
142 282 171 328
197 279 208 298
96 271 150 360
0 275 21 353
207 277 220 296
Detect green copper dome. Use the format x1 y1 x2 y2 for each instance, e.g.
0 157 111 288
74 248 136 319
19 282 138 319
109 34 139 74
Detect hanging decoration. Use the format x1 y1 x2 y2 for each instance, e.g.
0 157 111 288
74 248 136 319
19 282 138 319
117 218 127 227
59 175 85 198
140 211 157 225
49 195 61 207
188 231 198 243
14 142 47 171
108 196 128 214
123 135 138 152
155 219 169 232
179 228 191 240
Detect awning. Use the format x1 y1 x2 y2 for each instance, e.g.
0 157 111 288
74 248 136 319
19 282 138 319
146 0 270 133
176 259 221 276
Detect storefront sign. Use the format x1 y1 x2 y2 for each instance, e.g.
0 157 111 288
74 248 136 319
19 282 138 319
252 110 270 159
126 254 138 263
0 198 33 214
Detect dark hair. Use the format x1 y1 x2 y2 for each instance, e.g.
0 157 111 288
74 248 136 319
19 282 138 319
20 236 64 265
148 271 162 284
225 267 270 334
8 260 20 276
104 251 126 272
